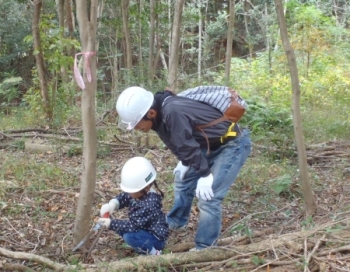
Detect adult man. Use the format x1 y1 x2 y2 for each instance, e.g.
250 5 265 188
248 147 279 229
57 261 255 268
116 86 251 250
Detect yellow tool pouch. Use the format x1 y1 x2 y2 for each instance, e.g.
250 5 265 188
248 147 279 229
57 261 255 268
220 122 237 143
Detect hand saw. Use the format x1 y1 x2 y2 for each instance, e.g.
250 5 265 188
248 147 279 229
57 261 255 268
72 212 109 252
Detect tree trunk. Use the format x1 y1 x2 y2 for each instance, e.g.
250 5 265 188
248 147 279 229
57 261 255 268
121 0 132 73
65 0 75 34
138 0 144 80
56 0 65 28
148 0 156 85
243 0 253 59
167 0 185 91
225 0 235 85
73 0 99 245
274 0 317 216
56 0 69 85
32 0 51 120
153 7 163 74
197 0 202 81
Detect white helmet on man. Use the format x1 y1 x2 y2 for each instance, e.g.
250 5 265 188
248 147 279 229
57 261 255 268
120 157 157 193
116 86 154 130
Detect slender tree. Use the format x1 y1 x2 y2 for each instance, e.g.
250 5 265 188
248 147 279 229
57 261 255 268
167 0 185 90
73 0 99 244
225 0 235 85
32 0 51 120
274 0 317 215
197 0 202 81
121 0 132 72
148 0 156 85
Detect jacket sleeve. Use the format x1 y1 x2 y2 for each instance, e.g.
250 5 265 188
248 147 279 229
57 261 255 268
164 109 211 177
116 193 131 209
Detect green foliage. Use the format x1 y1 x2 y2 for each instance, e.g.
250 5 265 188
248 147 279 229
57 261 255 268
10 140 25 151
67 145 82 157
270 174 292 195
230 223 252 238
22 14 80 127
301 215 315 230
240 97 293 139
251 255 265 266
0 0 32 74
0 155 79 190
0 76 22 108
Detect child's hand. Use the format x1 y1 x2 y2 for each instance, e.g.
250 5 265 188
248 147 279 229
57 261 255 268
97 218 111 228
100 199 119 216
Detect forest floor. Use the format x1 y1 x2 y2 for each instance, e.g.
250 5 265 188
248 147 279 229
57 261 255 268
1 129 350 271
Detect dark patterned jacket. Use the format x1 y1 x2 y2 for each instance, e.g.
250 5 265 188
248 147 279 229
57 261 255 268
109 192 169 241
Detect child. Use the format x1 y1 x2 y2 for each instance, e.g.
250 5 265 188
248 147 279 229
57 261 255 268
97 156 169 255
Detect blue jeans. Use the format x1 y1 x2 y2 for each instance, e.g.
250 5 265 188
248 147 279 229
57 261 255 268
167 128 252 249
117 230 165 254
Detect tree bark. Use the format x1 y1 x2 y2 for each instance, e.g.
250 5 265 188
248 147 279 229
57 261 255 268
225 0 235 85
167 0 185 91
274 0 317 215
197 0 202 81
148 0 155 85
243 0 253 59
56 0 69 85
32 0 51 120
56 0 65 28
137 0 144 80
65 0 75 34
121 0 132 72
0 247 66 271
73 0 99 245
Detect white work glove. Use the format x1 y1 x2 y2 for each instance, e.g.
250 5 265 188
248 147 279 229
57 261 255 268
196 174 214 201
100 199 119 216
97 218 111 228
173 161 190 180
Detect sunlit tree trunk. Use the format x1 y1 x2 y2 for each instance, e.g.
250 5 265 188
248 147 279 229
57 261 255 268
167 0 185 91
265 3 272 73
32 0 51 120
274 0 317 216
243 0 253 59
111 28 119 100
65 0 75 34
138 0 144 80
148 0 155 85
225 0 235 85
121 0 132 78
197 0 202 82
56 0 69 86
56 0 64 28
73 0 99 245
202 1 209 68
153 5 163 74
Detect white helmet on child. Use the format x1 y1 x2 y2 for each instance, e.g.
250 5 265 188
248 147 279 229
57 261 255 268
120 157 157 193
116 86 154 130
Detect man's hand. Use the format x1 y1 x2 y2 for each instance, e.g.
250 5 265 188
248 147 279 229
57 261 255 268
196 174 214 201
173 161 190 180
100 199 119 216
97 218 111 228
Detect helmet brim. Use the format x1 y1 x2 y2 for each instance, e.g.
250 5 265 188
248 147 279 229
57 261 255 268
120 182 151 193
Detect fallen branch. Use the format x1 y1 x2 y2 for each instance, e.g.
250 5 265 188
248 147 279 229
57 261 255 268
2 218 350 272
85 249 241 272
0 247 66 271
2 263 35 272
169 228 275 252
